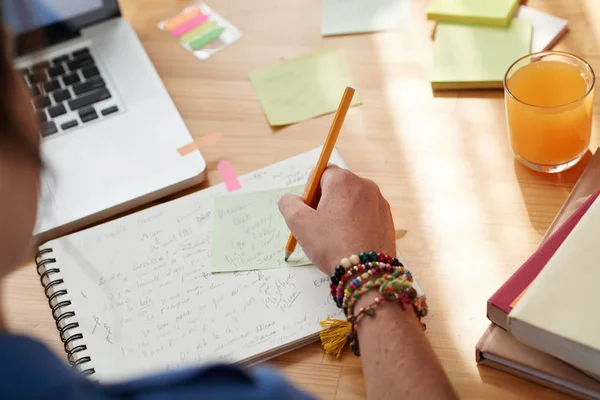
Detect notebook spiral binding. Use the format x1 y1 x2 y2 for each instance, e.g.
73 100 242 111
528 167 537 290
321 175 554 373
35 248 96 376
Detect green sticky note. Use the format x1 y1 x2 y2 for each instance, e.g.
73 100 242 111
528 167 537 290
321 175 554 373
431 19 532 90
211 186 311 273
249 47 361 126
321 0 412 36
426 0 519 27
189 26 225 50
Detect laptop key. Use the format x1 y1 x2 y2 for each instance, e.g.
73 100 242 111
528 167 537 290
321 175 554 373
29 86 41 97
26 74 46 86
43 79 61 93
101 105 119 116
40 121 58 137
33 95 51 109
53 89 71 103
67 56 94 71
47 64 65 78
37 111 47 123
62 73 81 86
79 107 98 123
72 77 105 96
82 66 100 79
72 48 90 58
61 120 78 130
52 55 70 64
48 103 67 118
32 61 50 71
68 88 111 111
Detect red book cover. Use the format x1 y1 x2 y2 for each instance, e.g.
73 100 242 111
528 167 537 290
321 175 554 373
487 188 600 330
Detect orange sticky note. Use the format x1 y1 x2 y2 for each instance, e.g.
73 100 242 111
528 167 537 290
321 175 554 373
164 8 202 32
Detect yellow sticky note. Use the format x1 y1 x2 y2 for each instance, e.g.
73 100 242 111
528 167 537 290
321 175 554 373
249 47 361 126
432 19 532 90
211 186 311 273
426 0 519 27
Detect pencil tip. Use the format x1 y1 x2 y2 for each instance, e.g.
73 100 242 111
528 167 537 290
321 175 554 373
284 257 289 262
284 250 293 262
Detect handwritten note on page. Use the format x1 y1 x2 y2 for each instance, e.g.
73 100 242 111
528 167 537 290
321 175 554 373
212 186 310 272
249 47 361 126
41 148 347 383
322 0 412 36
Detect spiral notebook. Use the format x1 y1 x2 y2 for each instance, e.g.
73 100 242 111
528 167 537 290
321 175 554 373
35 147 422 383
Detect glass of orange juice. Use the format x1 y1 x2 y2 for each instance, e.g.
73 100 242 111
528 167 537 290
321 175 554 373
504 52 595 173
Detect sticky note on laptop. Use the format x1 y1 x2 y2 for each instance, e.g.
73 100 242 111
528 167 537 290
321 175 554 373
321 0 412 36
426 0 520 27
431 18 532 90
211 186 310 273
249 47 361 126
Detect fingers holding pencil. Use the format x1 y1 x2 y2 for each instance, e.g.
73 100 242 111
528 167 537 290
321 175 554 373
282 86 355 261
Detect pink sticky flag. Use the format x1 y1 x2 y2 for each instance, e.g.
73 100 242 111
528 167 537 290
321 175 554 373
217 160 241 192
171 13 209 37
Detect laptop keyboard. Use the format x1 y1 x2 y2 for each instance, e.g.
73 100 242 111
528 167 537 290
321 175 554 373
20 47 120 138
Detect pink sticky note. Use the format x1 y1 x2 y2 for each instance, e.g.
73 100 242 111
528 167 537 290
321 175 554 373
171 13 209 37
217 160 241 192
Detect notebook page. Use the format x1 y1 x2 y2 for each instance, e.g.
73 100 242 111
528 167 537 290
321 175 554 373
43 148 345 383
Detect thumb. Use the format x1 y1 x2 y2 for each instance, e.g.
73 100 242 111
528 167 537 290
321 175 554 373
278 194 316 243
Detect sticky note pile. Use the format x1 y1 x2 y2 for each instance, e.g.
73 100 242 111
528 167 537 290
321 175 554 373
158 3 241 60
427 1 568 90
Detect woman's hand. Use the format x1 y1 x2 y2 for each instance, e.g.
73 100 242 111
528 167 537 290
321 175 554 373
278 165 396 275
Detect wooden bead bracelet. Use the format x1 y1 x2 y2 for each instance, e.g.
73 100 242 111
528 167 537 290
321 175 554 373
320 251 427 358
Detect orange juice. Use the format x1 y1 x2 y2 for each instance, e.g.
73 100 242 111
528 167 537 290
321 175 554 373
505 53 594 172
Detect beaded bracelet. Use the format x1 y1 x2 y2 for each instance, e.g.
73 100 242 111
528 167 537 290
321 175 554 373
330 261 389 306
329 252 403 307
345 271 403 316
320 251 427 358
341 266 404 310
329 251 402 286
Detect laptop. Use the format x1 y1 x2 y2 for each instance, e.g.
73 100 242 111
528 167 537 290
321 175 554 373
2 0 207 242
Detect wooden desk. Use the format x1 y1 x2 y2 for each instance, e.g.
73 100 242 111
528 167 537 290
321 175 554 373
3 0 599 398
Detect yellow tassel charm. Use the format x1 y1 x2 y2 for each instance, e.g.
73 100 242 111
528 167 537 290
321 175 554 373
319 318 353 358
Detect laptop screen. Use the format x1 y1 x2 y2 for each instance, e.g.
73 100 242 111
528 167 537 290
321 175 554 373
2 0 104 35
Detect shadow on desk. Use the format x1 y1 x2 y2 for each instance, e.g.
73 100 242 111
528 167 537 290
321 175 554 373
513 149 594 235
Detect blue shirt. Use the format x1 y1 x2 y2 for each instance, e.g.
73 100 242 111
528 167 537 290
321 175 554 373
0 335 314 400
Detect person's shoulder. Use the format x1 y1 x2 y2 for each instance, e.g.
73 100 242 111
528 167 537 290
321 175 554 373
0 334 82 400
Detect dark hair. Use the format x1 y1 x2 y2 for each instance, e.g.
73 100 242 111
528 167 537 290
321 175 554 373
0 5 42 165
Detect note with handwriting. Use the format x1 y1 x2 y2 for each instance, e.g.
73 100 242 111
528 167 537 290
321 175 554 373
36 148 351 383
249 47 361 126
211 186 310 272
322 0 412 36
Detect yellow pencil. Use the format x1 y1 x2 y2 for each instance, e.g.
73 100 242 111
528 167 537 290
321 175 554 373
284 86 355 261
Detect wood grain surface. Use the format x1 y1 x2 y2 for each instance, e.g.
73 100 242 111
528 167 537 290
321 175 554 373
4 1 599 398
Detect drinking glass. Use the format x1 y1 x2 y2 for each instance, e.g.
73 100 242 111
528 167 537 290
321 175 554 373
504 52 595 173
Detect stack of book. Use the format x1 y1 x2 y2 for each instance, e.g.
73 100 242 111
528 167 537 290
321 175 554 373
477 148 600 399
426 0 568 90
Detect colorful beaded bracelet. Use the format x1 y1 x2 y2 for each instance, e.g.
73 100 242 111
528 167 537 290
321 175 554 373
340 265 404 309
345 271 403 317
329 251 402 286
331 261 404 301
319 251 426 359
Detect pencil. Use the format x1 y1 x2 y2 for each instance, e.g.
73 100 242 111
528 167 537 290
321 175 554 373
284 86 355 261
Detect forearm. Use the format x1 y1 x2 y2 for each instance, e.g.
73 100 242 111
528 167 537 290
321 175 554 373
355 291 457 400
